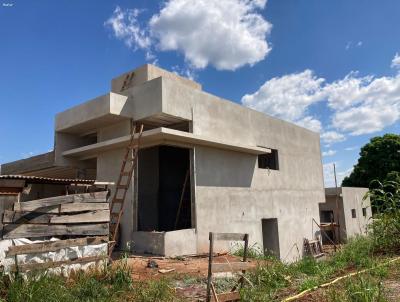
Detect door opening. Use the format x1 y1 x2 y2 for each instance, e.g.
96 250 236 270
262 218 280 258
137 145 192 232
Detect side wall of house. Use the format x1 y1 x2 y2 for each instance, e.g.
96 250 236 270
161 77 325 261
319 197 346 241
96 120 136 249
341 187 371 239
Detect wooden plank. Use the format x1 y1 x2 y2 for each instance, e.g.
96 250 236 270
3 223 109 239
3 210 110 224
211 262 251 273
50 210 110 224
61 203 109 213
6 236 108 256
213 233 247 242
7 203 109 215
211 291 240 302
14 191 108 212
11 255 107 272
3 211 52 224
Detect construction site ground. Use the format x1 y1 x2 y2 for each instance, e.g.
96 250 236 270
113 253 262 301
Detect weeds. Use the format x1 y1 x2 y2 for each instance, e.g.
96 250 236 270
327 274 388 302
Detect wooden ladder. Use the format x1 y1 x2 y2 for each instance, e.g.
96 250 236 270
108 123 144 257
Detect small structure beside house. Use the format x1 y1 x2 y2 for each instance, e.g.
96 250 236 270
319 187 372 244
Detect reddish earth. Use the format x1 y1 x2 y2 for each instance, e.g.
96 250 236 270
117 253 258 281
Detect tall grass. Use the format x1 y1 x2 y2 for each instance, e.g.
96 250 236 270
0 259 181 302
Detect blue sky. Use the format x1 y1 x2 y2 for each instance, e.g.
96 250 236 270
0 0 399 185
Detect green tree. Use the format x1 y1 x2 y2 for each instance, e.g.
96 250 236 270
342 134 400 187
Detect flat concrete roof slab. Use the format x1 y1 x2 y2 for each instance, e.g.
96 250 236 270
62 127 271 159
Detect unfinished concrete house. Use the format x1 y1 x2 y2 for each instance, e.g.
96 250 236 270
319 187 372 244
1 64 326 260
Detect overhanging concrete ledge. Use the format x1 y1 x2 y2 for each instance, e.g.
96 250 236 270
62 127 271 159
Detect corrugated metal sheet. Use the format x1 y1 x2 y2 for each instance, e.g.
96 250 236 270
0 175 96 185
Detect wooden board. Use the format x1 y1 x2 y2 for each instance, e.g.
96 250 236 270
3 223 109 239
6 236 108 256
212 233 247 242
3 210 110 224
11 255 107 272
14 191 108 212
5 203 109 215
50 210 110 224
211 262 251 273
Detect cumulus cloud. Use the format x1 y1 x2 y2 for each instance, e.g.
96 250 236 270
105 0 272 71
322 150 337 157
241 59 400 138
320 131 346 145
241 70 325 131
327 74 400 135
296 116 322 133
105 7 151 50
344 146 358 151
392 53 400 69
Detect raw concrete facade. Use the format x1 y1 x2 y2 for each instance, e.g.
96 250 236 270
1 64 326 261
319 187 372 242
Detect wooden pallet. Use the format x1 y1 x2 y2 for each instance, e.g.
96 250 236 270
304 238 325 259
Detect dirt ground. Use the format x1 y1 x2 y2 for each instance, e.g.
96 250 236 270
114 253 261 301
120 253 258 281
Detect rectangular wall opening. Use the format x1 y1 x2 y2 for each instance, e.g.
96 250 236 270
137 145 192 232
258 149 279 170
262 218 280 258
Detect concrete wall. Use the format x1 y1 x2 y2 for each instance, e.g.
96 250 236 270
159 76 324 261
319 196 346 241
321 187 372 242
96 120 135 249
132 229 197 256
341 187 372 239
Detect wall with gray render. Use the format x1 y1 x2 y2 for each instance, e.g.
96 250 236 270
319 197 346 241
50 67 325 258
341 187 372 239
96 121 135 249
157 77 325 261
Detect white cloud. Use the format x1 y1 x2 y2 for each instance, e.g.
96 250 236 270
327 74 400 135
345 41 363 50
241 70 324 132
105 7 151 51
320 131 346 145
105 1 272 71
344 146 358 151
241 58 400 138
322 150 336 157
392 53 400 69
296 116 322 132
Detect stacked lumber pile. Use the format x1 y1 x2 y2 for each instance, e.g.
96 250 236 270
0 191 110 273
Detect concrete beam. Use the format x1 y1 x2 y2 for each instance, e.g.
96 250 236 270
55 92 130 134
62 127 271 159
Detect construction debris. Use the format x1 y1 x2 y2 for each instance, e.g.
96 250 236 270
0 190 110 275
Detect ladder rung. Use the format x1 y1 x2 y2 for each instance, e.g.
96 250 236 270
120 172 131 176
112 198 124 203
117 185 129 190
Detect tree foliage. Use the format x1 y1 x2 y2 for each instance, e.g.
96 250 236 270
342 134 400 187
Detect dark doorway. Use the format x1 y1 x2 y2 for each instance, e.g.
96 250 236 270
262 218 280 258
137 146 192 232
